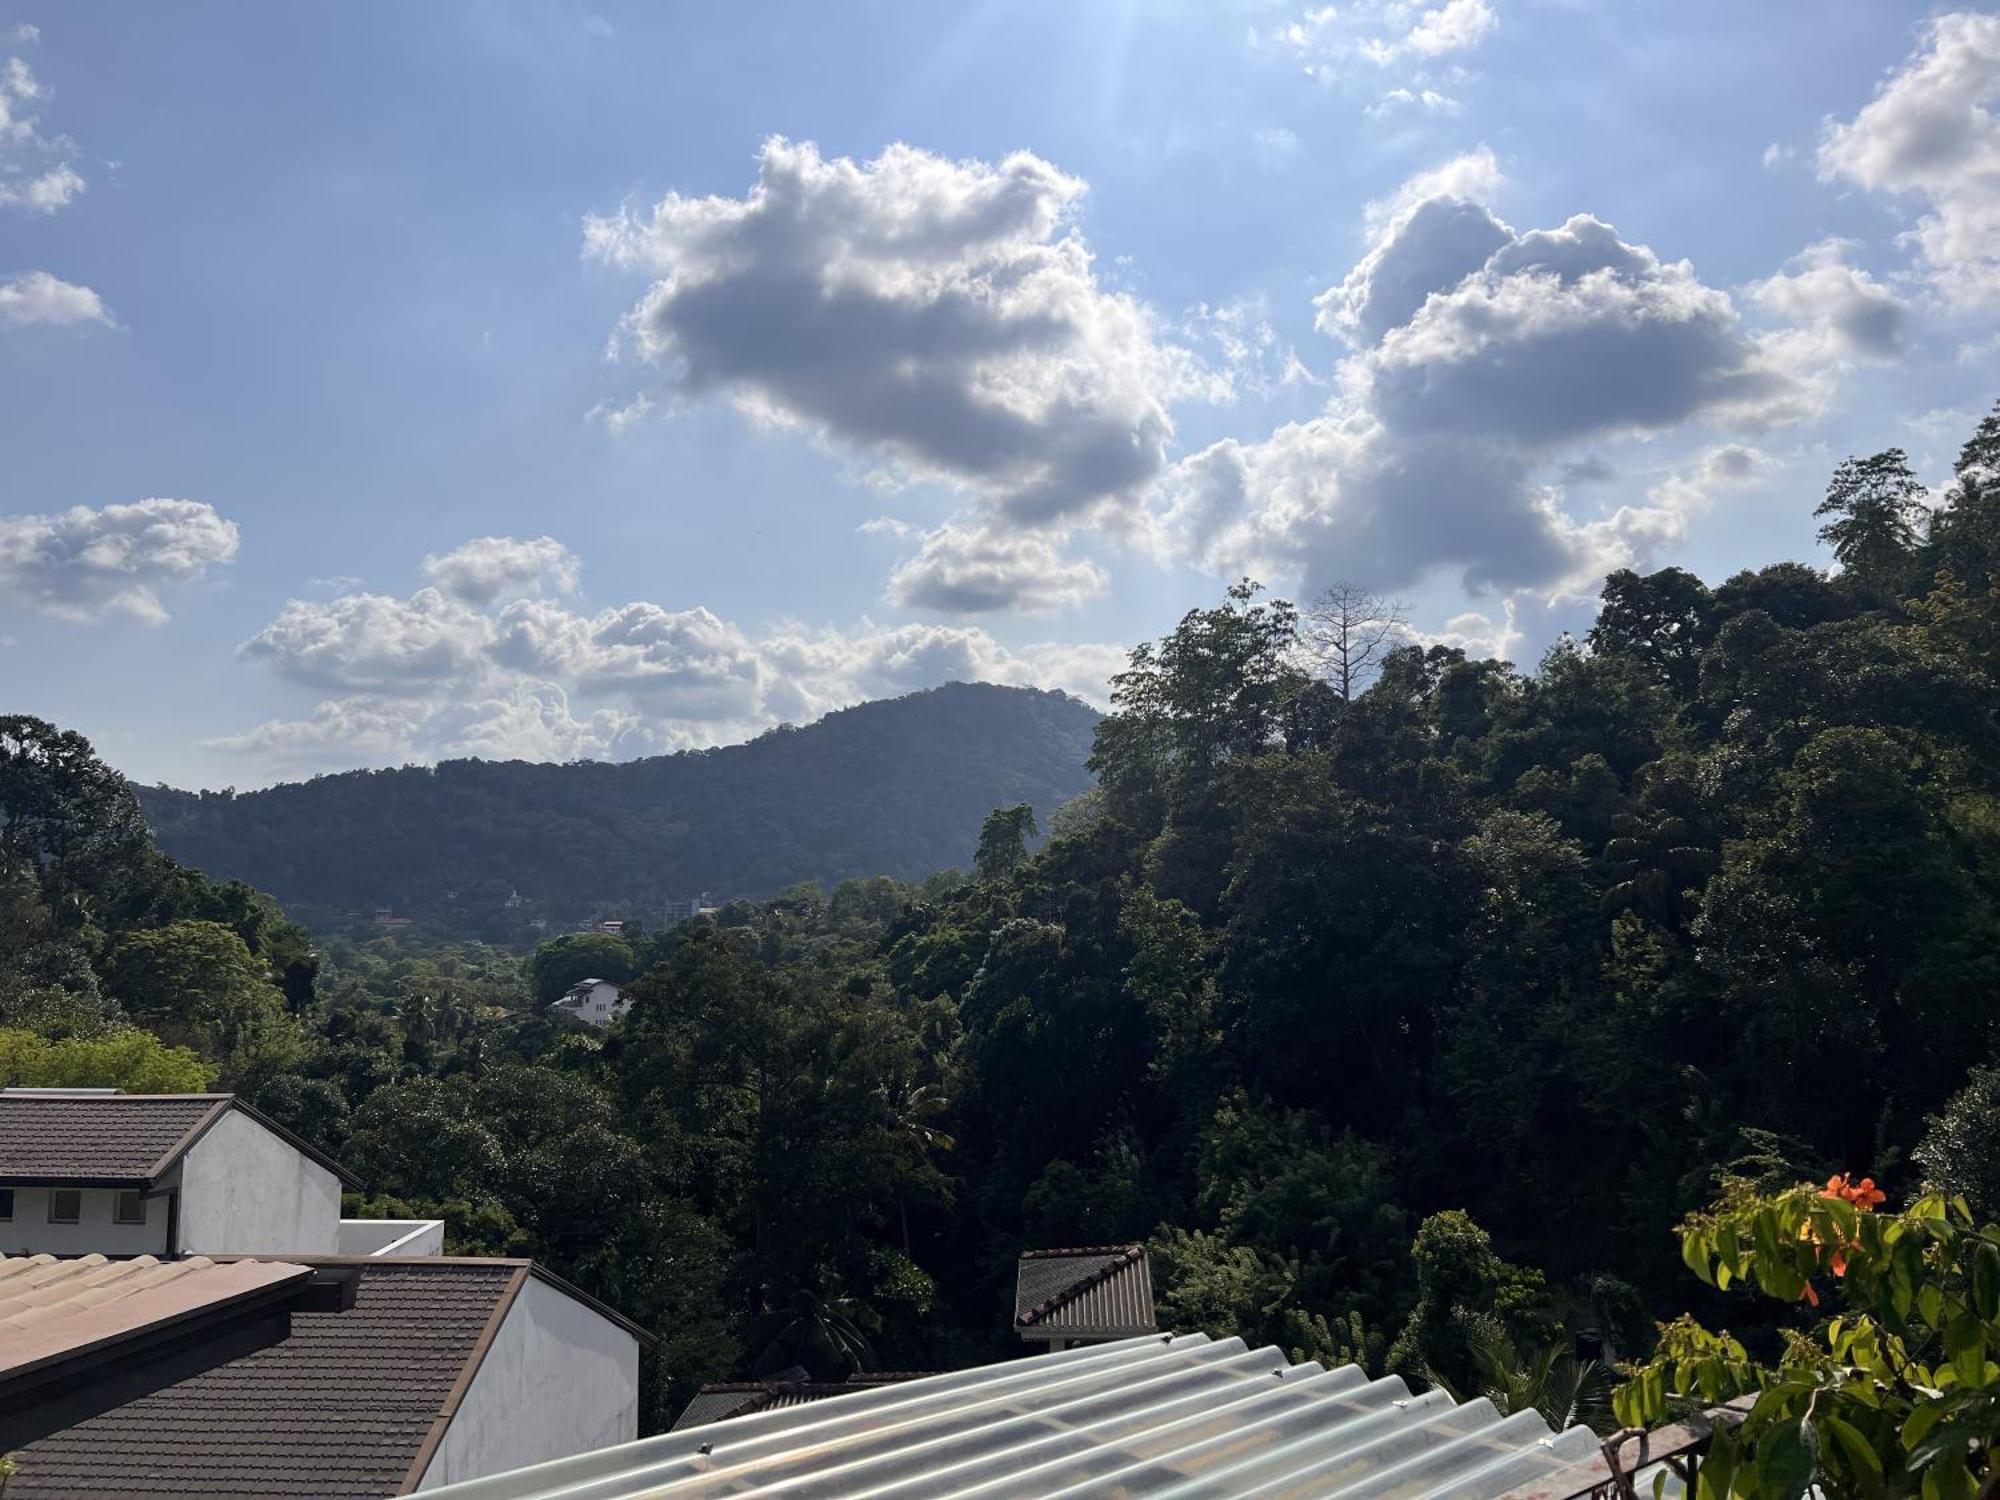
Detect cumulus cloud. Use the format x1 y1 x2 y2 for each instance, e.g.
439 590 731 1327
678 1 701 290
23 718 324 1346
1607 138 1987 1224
1553 443 1769 590
0 269 111 326
1155 158 1812 602
421 535 580 602
1364 0 1497 64
1746 239 1908 360
884 522 1107 614
1819 11 2000 305
220 539 1122 771
1318 151 1511 343
1278 0 1497 78
0 52 84 217
0 499 239 623
584 137 1207 526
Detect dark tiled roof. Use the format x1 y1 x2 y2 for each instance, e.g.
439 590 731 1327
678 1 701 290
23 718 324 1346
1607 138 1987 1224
0 1094 225 1184
9 1260 524 1499
1014 1245 1156 1335
0 1093 360 1189
671 1371 933 1431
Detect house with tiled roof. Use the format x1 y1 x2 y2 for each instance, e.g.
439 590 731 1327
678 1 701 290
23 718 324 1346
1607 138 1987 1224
0 1089 653 1494
1013 1244 1158 1350
0 1251 649 1498
0 1089 441 1259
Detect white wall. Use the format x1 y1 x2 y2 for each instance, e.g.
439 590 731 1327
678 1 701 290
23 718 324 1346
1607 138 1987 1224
416 1275 640 1491
337 1218 446 1256
177 1108 342 1255
0 1185 168 1257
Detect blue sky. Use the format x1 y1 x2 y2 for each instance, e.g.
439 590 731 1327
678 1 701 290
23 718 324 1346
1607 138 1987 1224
3 1 1997 788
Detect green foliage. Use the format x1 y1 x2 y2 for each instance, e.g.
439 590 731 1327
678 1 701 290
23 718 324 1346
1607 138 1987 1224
527 932 638 1004
1916 1067 2000 1222
1616 1186 2000 1498
0 1026 215 1092
973 804 1037 883
136 684 1100 933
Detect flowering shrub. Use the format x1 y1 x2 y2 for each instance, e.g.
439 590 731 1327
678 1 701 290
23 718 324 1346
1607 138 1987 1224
1614 1183 2000 1498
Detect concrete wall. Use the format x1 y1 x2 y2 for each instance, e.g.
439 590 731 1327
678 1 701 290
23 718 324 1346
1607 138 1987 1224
337 1218 446 1256
416 1274 640 1491
0 1185 169 1257
177 1108 342 1255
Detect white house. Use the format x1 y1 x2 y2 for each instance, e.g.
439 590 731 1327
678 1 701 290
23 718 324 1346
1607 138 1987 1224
0 1089 443 1258
550 977 629 1027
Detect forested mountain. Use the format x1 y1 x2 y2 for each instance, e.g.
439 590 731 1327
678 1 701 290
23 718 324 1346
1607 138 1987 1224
135 683 1099 933
13 402 2000 1477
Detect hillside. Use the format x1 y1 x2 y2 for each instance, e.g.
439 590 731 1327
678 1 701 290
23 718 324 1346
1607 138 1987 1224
136 682 1100 934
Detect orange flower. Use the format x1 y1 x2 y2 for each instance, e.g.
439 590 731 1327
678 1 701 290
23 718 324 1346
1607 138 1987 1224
1822 1174 1887 1210
1802 1280 1820 1307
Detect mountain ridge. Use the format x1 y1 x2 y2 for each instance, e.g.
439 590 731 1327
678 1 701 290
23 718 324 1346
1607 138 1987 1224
136 681 1101 936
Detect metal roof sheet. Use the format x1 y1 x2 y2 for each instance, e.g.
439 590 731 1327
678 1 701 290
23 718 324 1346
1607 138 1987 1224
1015 1245 1157 1338
422 1332 1602 1500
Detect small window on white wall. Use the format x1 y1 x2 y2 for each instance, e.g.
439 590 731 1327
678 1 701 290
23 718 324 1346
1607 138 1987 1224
48 1189 81 1224
0 1187 13 1220
114 1190 148 1225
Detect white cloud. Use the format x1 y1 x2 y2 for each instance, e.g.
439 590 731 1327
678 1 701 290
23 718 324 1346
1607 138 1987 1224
1154 158 1811 603
1368 87 1461 117
0 52 84 217
222 540 1123 771
584 137 1208 526
1320 149 1510 343
1281 0 1496 76
1819 11 2000 305
884 521 1107 614
0 269 111 326
1745 238 1908 360
0 499 239 623
1370 0 1496 63
585 392 655 433
239 589 493 691
420 534 580 602
1553 443 1768 593
5 24 37 44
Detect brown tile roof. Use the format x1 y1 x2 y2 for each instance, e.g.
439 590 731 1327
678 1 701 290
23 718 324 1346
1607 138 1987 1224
1013 1244 1157 1336
0 1092 360 1189
0 1094 226 1185
8 1259 527 1499
0 1253 311 1382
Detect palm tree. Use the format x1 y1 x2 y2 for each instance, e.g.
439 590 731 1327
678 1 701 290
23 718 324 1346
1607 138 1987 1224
742 1289 876 1379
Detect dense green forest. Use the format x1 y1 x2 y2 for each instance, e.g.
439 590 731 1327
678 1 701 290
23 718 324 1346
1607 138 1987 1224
8 401 2000 1449
135 682 1100 935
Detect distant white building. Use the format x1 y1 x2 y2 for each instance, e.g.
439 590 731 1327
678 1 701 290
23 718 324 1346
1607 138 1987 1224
550 977 629 1027
0 1089 442 1259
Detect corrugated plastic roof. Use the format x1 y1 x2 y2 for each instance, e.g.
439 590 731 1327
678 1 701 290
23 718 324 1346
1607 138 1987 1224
1015 1244 1157 1339
422 1332 1603 1500
671 1373 934 1431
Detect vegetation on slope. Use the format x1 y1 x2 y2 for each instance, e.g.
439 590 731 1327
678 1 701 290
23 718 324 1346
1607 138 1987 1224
135 682 1100 934
9 402 2000 1480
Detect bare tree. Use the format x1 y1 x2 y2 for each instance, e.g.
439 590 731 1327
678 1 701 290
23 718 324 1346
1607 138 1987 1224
1303 583 1408 701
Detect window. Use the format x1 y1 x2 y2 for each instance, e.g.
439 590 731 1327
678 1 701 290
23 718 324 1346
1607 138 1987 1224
114 1189 148 1225
48 1189 81 1225
0 1188 13 1221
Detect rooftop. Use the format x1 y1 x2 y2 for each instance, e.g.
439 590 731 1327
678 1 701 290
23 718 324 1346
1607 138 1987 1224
672 1370 934 1431
0 1092 359 1190
1014 1244 1157 1339
422 1332 1604 1500
6 1257 526 1499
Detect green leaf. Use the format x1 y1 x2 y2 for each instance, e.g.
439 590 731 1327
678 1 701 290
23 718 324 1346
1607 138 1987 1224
1759 1418 1818 1500
1818 1413 1884 1496
1973 1244 2000 1322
